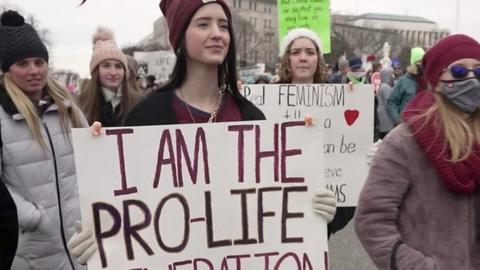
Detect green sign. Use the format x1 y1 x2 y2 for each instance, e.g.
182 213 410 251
278 0 331 54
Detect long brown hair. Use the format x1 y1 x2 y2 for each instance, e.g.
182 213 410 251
78 68 141 124
278 38 328 84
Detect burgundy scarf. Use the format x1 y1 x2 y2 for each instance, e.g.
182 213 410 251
402 91 480 194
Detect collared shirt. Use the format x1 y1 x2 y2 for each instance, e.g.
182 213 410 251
101 87 122 109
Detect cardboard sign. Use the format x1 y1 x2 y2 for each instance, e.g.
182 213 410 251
241 84 374 206
133 51 176 82
278 0 331 54
72 121 328 270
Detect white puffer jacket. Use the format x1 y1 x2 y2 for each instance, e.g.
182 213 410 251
0 86 88 270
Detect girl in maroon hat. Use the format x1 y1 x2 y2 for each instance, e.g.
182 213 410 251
355 34 480 269
122 2 334 233
123 0 264 125
70 0 338 265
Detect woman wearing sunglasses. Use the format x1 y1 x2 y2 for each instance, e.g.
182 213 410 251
355 34 480 269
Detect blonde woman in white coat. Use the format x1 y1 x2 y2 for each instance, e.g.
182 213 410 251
0 10 88 270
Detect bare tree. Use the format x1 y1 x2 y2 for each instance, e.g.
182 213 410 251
25 14 52 49
329 22 403 65
230 9 273 68
0 5 52 50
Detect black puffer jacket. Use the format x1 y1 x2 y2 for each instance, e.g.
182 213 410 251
0 180 17 270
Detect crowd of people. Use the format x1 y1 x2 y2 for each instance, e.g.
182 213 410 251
1 0 480 269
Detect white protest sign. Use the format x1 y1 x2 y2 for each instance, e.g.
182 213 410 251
72 120 328 270
241 84 374 206
133 51 176 81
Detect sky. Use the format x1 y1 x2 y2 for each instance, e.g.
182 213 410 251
1 0 478 78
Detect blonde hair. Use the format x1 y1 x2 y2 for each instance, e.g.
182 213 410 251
4 73 85 150
278 39 328 84
408 91 480 161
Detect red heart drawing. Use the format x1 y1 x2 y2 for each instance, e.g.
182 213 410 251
344 110 360 126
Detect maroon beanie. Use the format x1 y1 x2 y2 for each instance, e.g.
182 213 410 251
159 0 231 52
422 34 480 89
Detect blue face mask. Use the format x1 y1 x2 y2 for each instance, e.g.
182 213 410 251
441 77 480 113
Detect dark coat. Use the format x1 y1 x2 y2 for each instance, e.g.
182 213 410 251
0 180 17 270
124 89 265 126
99 91 144 127
355 124 480 270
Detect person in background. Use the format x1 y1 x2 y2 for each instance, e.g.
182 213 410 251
77 27 142 127
386 47 427 125
125 55 144 94
144 74 157 93
376 67 395 139
391 57 403 84
254 74 270 84
277 27 329 84
0 10 88 270
136 74 146 91
346 57 366 84
355 34 480 270
366 61 382 84
329 58 349 84
325 63 334 80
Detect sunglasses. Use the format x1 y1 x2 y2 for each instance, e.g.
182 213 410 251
447 65 480 80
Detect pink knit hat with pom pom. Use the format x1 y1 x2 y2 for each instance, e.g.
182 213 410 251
89 26 128 76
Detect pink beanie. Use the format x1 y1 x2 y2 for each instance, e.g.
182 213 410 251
89 26 128 77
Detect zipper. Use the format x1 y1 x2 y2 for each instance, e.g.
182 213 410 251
41 116 76 270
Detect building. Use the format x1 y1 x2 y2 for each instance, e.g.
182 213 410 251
151 0 279 72
348 13 449 48
329 13 450 65
225 0 278 72
152 16 170 50
149 7 450 72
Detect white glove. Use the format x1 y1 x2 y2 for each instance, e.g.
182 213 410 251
67 221 97 265
312 189 337 223
366 139 382 166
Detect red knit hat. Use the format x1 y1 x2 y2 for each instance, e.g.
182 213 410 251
159 0 231 52
422 34 480 89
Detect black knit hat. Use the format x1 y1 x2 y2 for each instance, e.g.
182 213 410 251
0 10 49 72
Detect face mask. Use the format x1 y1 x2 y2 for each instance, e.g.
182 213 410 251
351 71 365 79
441 77 480 113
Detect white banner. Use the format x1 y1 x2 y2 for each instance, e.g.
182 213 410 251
133 51 176 82
73 120 328 270
241 84 374 206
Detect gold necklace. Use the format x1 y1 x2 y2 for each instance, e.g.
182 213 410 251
178 87 225 123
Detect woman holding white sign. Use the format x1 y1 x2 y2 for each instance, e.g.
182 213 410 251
278 28 346 239
68 0 337 265
277 28 329 84
355 34 480 269
0 10 89 270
